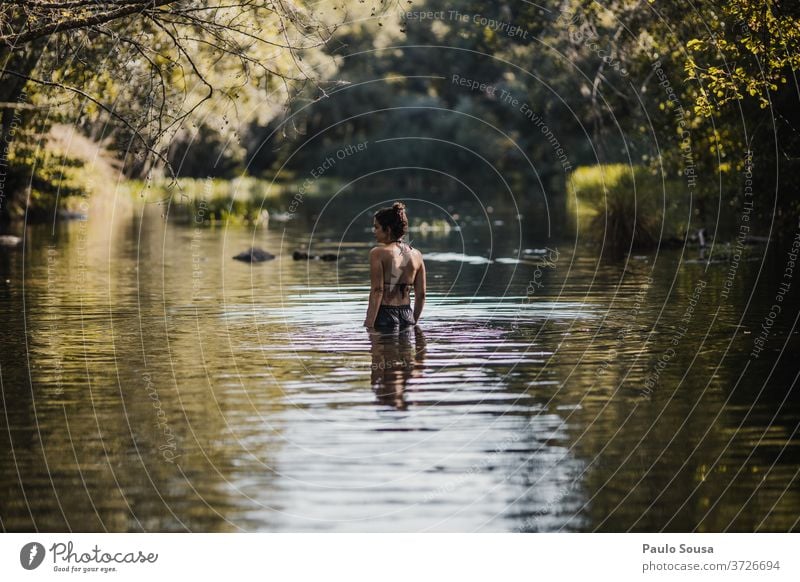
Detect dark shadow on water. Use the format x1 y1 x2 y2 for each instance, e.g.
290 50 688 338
368 326 427 410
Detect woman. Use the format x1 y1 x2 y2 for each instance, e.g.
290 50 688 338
363 202 426 329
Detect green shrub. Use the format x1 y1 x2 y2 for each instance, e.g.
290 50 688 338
125 176 285 225
567 164 688 251
4 144 87 221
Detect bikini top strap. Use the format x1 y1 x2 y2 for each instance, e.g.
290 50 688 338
390 238 413 250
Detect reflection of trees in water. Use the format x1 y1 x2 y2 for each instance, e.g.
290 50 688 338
369 326 427 410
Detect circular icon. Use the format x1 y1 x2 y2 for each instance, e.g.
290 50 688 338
20 542 46 570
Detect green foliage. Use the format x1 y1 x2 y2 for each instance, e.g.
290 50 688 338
556 0 799 237
125 177 287 225
4 141 87 221
568 165 688 251
683 0 800 115
1 0 335 191
3 0 798 237
254 0 573 191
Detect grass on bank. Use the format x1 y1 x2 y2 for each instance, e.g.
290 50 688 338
567 164 689 250
122 175 341 225
6 125 341 225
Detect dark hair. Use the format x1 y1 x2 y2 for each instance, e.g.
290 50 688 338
374 201 408 240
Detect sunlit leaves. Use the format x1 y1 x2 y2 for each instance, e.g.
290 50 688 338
683 0 800 116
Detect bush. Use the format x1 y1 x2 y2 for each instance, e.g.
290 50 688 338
3 144 87 222
567 164 688 251
125 176 285 225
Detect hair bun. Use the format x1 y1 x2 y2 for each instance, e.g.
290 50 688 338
374 202 409 240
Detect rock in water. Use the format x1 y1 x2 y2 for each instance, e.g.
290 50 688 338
233 247 275 263
293 250 338 261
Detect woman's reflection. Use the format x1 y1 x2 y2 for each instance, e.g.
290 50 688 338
368 326 426 410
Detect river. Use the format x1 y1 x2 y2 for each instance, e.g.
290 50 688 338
0 194 798 532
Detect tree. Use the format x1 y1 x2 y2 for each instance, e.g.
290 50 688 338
0 0 335 218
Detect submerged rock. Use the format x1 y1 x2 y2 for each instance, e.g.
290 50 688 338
58 209 88 221
233 247 275 263
293 250 339 261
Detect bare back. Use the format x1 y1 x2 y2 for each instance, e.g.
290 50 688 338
375 242 424 306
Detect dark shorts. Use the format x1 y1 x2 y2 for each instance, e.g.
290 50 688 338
375 304 415 329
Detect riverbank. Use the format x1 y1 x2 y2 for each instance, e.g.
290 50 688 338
1 124 122 223
125 175 343 226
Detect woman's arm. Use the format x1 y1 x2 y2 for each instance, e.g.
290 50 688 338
364 248 384 327
413 257 426 324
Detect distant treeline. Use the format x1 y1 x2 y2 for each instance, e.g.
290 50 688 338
1 0 798 243
239 0 799 242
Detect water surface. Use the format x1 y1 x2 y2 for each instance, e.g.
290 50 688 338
1 200 798 532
